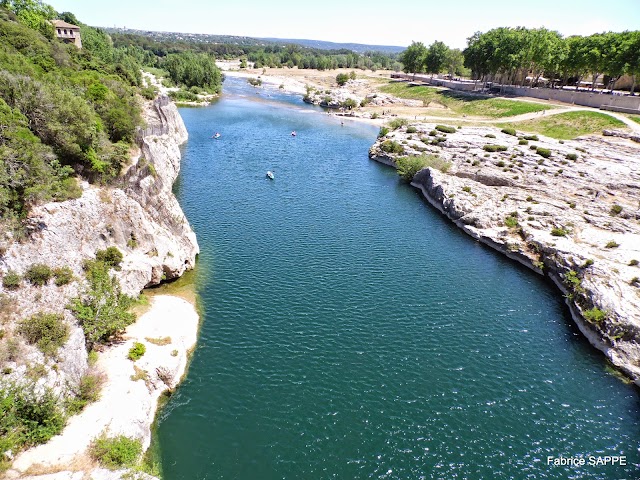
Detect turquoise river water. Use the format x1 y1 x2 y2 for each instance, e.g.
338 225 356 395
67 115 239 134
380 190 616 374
156 77 639 479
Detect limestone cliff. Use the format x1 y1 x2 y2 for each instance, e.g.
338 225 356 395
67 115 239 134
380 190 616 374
0 94 198 406
369 124 640 384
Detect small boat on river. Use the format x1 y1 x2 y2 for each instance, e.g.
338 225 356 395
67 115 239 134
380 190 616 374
266 171 274 180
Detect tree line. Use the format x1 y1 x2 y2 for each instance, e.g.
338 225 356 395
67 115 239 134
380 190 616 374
111 32 402 72
400 28 640 93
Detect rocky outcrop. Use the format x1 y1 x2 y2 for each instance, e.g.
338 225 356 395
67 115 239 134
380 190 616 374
369 123 640 383
0 95 198 477
303 79 424 109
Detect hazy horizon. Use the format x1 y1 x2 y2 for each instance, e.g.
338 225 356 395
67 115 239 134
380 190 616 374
46 0 640 50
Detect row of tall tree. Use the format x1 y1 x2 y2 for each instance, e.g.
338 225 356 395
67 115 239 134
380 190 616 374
399 41 468 79
401 28 640 93
464 28 640 92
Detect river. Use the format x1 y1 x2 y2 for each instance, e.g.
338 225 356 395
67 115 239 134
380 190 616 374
156 77 639 479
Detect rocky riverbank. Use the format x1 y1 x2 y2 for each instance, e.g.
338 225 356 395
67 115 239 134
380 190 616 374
0 96 199 478
369 123 640 383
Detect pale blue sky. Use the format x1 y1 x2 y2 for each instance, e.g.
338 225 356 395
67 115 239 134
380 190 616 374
46 0 640 49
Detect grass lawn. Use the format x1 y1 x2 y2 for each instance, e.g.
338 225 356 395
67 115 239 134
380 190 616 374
498 111 627 139
379 82 551 118
630 115 640 124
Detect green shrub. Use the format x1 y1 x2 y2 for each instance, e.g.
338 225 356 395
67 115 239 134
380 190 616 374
630 259 639 266
583 307 606 324
0 385 66 460
395 154 451 181
380 140 405 154
53 266 73 286
504 214 518 228
247 77 262 86
341 98 357 109
551 227 568 237
610 204 623 216
336 73 349 86
485 133 496 138
377 126 389 138
582 259 594 268
566 153 578 161
69 259 135 349
462 186 472 193
536 147 551 158
127 342 146 361
501 127 517 136
388 118 409 130
483 144 508 152
2 270 21 290
605 240 619 249
95 247 123 269
524 135 539 141
518 139 528 145
66 372 104 414
24 264 52 287
168 89 198 102
406 126 417 134
90 435 142 469
435 125 456 134
18 312 69 356
497 160 506 167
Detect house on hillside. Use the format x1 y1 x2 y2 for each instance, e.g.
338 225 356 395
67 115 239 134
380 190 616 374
51 19 82 48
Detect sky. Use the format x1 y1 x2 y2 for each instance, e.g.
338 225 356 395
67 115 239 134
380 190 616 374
45 0 640 49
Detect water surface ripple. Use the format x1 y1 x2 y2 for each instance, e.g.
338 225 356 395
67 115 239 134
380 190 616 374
158 78 639 479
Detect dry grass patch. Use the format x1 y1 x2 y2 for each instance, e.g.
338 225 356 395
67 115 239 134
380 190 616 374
145 336 172 346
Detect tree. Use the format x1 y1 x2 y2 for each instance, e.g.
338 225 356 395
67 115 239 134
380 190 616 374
399 41 427 78
445 48 465 77
336 73 349 86
425 41 449 77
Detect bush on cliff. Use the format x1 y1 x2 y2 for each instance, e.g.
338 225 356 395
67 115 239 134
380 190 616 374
395 154 451 181
18 312 69 356
69 254 135 349
0 384 66 469
90 434 142 469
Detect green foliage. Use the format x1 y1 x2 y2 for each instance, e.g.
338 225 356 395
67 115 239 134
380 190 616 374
90 435 142 469
168 89 198 102
24 263 52 286
583 307 607 324
127 342 146 361
524 135 539 141
519 139 528 145
341 98 357 109
566 153 578 161
395 154 451 181
536 147 552 158
2 270 21 289
550 227 568 237
377 126 389 138
163 51 222 92
485 134 496 138
380 140 405 154
605 240 619 249
629 259 639 266
53 266 73 286
501 127 517 136
610 204 623 216
435 125 456 134
387 118 409 130
18 312 69 356
69 254 135 349
483 144 508 152
406 126 417 134
335 73 349 86
66 372 103 414
247 77 262 86
0 384 65 461
504 213 518 228
95 246 123 269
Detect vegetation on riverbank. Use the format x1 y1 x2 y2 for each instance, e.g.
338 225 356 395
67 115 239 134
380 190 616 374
379 83 550 117
498 111 626 139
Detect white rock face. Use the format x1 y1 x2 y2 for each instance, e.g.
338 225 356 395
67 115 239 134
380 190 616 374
370 124 640 383
0 96 199 478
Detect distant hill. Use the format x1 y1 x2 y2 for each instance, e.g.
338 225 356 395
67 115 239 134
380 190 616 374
259 37 406 54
